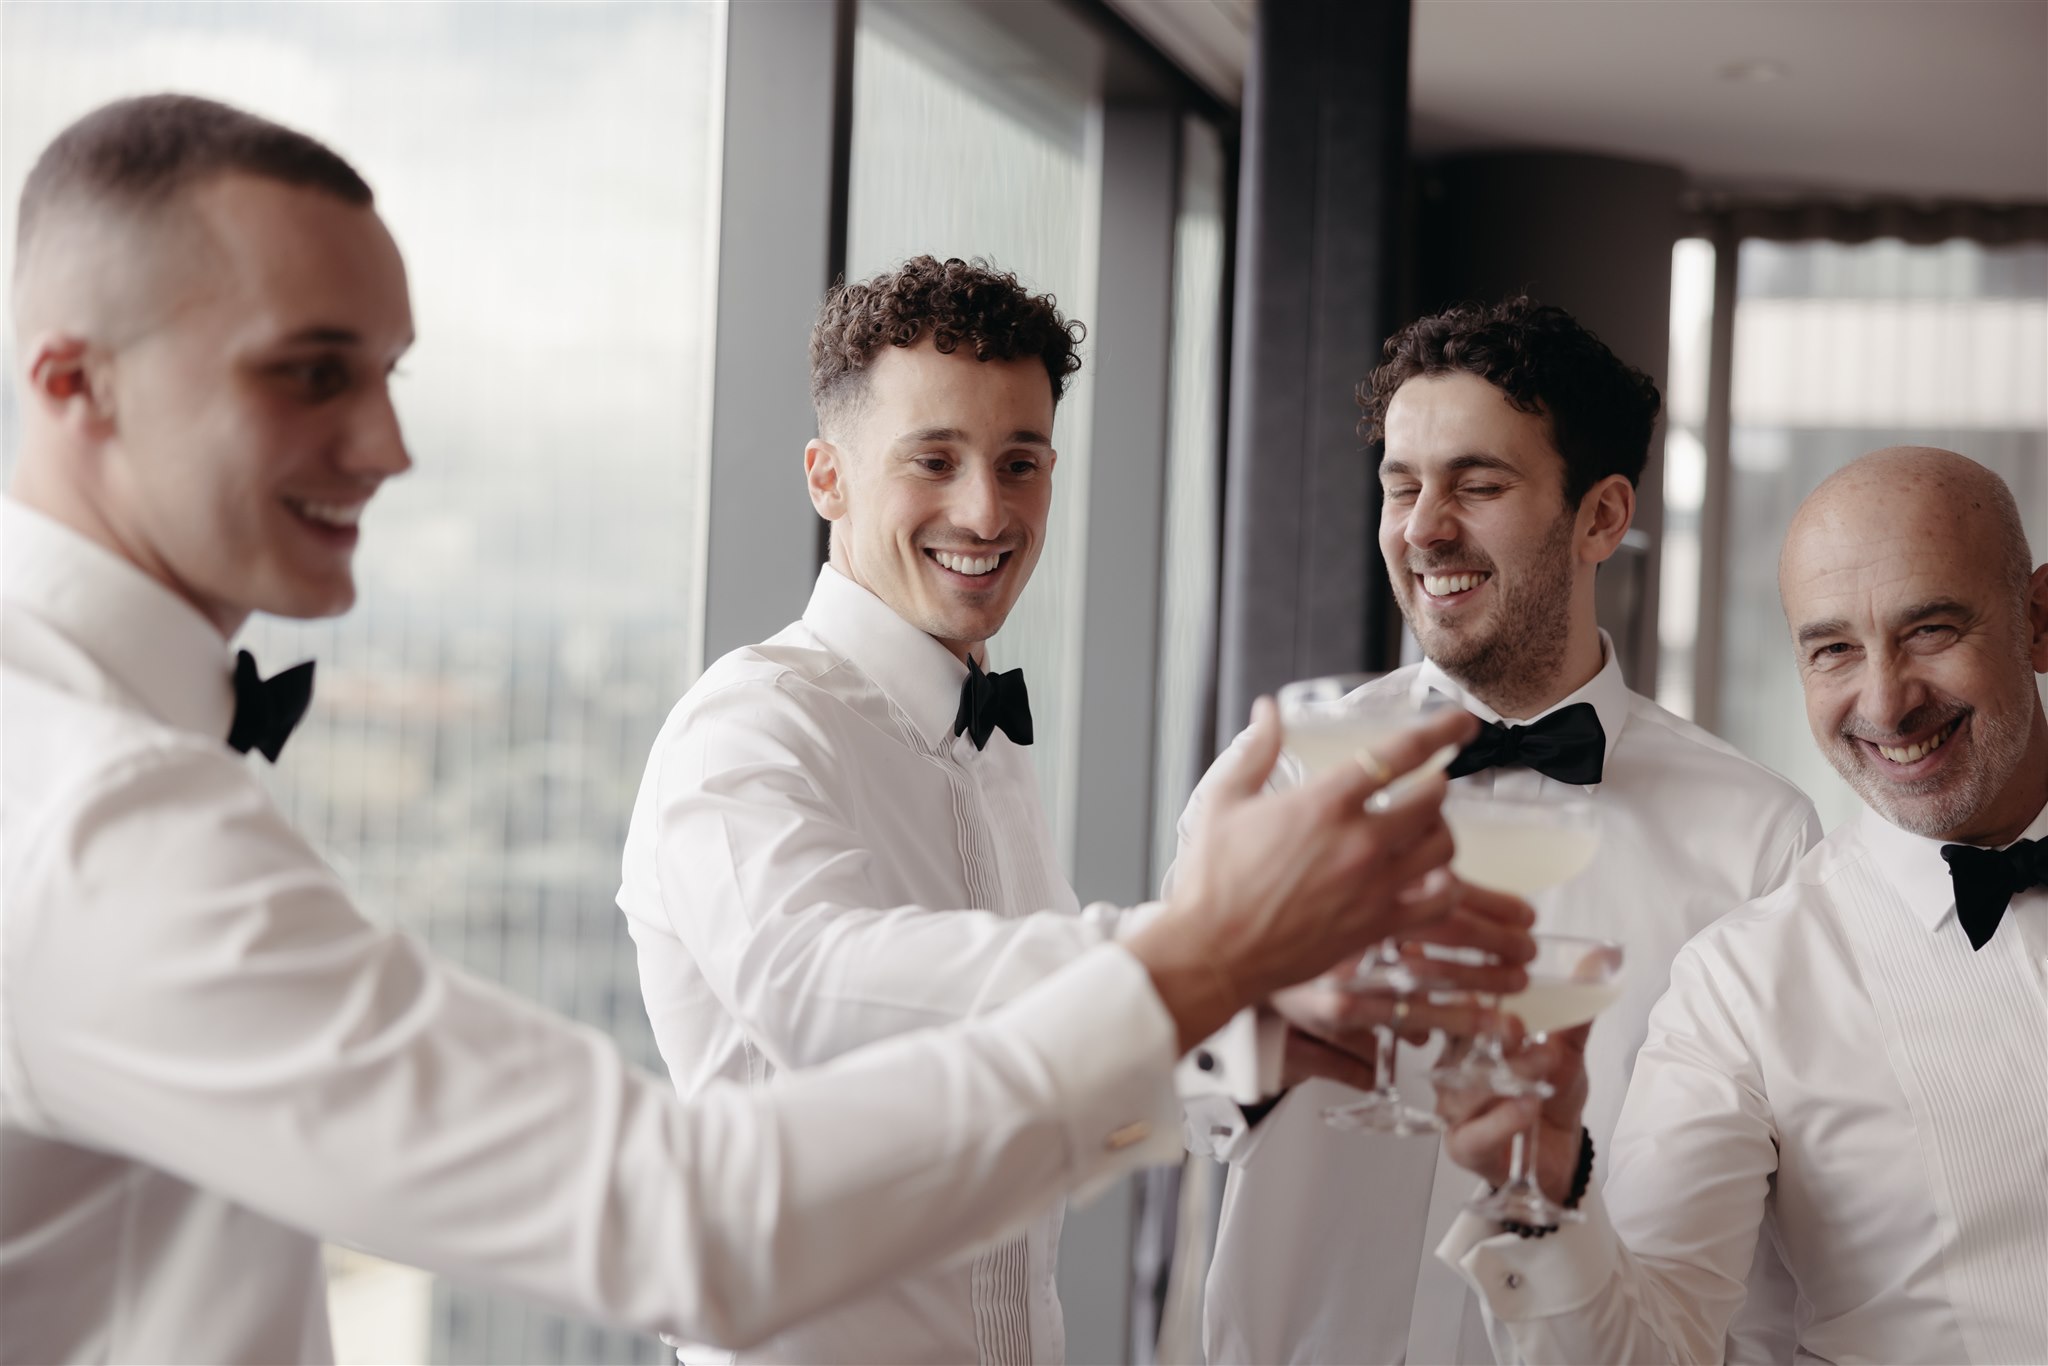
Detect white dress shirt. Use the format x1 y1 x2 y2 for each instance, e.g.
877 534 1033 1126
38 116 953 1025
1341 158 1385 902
0 501 1186 1366
1189 644 1822 1364
619 564 1264 1365
1440 798 2048 1365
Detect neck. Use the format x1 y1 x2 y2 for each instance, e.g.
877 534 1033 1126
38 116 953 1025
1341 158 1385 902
1458 624 1606 722
10 453 246 640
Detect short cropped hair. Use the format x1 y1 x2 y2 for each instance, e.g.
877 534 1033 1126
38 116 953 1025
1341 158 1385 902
1359 297 1662 507
808 255 1084 429
16 94 371 269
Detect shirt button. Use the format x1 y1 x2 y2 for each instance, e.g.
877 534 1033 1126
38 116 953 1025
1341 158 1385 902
1106 1121 1151 1151
1194 1049 1216 1072
1504 1273 1523 1290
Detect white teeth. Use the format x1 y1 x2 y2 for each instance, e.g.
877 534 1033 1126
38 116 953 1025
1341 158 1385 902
1878 723 1955 765
1422 572 1486 597
291 499 365 528
933 550 1001 577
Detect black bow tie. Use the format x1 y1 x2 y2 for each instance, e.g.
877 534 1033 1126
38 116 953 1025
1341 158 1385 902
1940 837 2048 951
954 656 1032 751
227 650 315 763
1446 701 1607 786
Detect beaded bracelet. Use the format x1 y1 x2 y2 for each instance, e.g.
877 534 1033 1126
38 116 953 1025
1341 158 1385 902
1500 1126 1595 1239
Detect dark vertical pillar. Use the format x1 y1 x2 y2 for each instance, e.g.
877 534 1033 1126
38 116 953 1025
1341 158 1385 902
1216 0 1411 739
1416 151 1686 690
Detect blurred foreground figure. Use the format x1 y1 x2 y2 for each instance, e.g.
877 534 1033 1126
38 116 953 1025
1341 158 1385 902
1438 449 2048 1363
0 94 1473 1364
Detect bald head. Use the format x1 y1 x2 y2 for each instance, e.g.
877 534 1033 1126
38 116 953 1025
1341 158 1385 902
1779 446 2048 845
1782 447 2032 607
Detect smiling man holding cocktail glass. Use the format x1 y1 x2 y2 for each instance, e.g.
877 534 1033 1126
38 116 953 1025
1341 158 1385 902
1435 448 2048 1363
1184 298 1822 1365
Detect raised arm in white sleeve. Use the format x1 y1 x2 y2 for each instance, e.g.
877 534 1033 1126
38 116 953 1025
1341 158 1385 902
1437 936 1779 1363
4 737 1183 1353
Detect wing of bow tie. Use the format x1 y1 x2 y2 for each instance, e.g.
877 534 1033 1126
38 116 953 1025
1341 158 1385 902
953 657 1033 751
1445 701 1606 785
1941 837 2048 951
226 649 316 763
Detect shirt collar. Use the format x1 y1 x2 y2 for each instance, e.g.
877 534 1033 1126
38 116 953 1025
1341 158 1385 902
1416 629 1629 791
801 563 972 749
2 498 237 742
1858 793 2048 934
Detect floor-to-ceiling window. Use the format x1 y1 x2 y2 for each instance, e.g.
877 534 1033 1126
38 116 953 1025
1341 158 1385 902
1 5 724 1361
844 0 1103 863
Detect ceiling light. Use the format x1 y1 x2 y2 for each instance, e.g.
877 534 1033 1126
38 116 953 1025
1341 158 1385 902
1719 59 1789 84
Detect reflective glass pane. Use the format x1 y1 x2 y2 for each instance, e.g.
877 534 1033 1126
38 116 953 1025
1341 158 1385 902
846 0 1103 867
1717 238 2048 832
1152 117 1228 884
1 5 723 1362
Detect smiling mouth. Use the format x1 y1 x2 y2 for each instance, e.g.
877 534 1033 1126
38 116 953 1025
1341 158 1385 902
1418 571 1490 599
927 548 1010 578
1868 716 1963 767
285 497 367 531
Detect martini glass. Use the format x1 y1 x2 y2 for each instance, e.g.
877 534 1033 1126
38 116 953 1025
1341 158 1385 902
1274 674 1457 1135
1467 934 1625 1226
1429 794 1599 1097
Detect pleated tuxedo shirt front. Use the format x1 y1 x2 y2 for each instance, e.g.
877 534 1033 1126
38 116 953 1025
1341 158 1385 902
1442 801 2048 1364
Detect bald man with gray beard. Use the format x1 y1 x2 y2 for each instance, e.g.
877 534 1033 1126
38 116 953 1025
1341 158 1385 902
1435 448 2048 1364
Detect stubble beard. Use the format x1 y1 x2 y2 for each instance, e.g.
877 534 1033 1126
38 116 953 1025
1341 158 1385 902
1405 510 1577 716
1831 669 2034 841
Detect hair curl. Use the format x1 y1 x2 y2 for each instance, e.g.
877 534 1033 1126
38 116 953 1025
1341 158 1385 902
1358 297 1661 506
809 255 1084 426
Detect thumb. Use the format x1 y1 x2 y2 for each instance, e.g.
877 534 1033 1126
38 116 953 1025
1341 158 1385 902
1212 695 1283 808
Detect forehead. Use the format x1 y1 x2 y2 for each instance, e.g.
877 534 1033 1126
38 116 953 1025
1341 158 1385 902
861 340 1055 432
1780 498 2003 629
178 173 412 346
1381 370 1558 475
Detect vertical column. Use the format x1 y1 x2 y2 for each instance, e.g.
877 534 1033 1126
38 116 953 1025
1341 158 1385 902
1059 103 1180 1364
700 0 854 667
1217 0 1412 738
1415 151 1686 690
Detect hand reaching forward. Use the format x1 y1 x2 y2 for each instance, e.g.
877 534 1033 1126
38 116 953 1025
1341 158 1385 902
1127 696 1477 1051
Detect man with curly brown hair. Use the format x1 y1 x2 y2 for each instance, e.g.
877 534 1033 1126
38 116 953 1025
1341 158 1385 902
614 257 1524 1364
1184 297 1823 1365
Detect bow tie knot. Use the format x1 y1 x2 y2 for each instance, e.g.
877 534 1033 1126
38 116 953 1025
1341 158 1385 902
1942 836 2048 951
227 649 315 763
1445 701 1606 786
954 656 1032 751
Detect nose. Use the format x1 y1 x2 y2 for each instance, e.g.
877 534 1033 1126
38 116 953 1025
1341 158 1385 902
1857 650 1932 737
342 381 414 484
1403 482 1458 550
951 462 1006 542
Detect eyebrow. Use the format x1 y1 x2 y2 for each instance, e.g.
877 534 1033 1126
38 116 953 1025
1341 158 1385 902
893 426 1052 447
279 326 365 347
1379 453 1520 479
1795 599 1972 647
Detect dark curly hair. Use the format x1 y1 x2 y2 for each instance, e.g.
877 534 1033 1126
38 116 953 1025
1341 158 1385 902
1358 297 1661 507
809 255 1085 428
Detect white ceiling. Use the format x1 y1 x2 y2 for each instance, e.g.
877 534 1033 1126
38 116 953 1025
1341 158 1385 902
1108 0 2048 201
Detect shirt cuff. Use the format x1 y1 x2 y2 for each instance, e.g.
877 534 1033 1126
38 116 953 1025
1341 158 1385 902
1437 1182 1624 1321
1015 943 1185 1199
1175 1006 1287 1160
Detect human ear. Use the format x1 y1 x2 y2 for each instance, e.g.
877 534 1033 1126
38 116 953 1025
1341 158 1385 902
27 334 115 436
2026 561 2048 673
805 438 847 522
1577 473 1635 565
